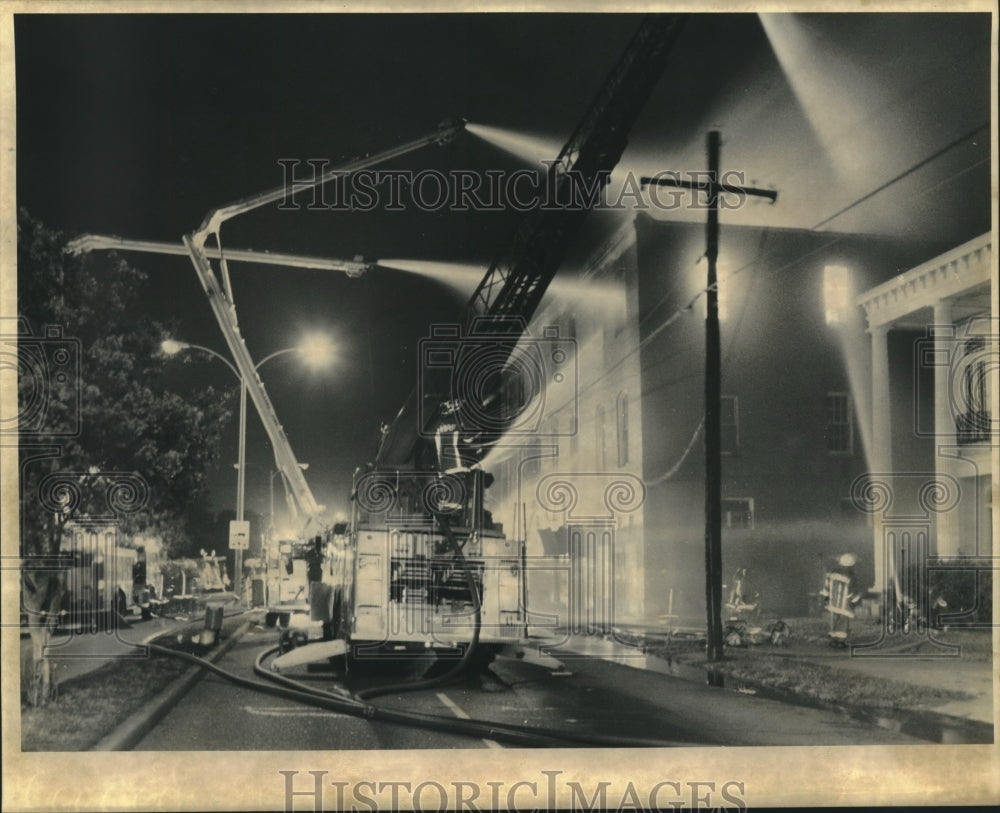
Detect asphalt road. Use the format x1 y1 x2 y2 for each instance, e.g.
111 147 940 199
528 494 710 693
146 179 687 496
132 623 926 750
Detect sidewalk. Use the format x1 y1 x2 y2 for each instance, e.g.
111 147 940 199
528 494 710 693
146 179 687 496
830 653 993 724
24 592 243 686
539 622 995 733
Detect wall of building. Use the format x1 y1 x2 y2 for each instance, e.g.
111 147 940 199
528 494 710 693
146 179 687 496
485 211 960 629
485 223 647 629
633 213 950 620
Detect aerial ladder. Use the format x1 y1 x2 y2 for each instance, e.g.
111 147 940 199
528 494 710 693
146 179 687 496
66 120 466 529
330 13 688 679
376 13 688 469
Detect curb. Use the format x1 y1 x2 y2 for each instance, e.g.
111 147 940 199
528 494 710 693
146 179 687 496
554 634 994 743
92 618 253 751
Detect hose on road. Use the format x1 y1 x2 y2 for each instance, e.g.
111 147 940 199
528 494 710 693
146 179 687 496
142 635 684 748
352 514 482 701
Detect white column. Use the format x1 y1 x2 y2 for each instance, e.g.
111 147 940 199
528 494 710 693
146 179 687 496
870 324 892 592
933 299 960 556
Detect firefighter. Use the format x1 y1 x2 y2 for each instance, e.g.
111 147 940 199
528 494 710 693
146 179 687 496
305 536 324 586
821 553 861 645
305 536 335 640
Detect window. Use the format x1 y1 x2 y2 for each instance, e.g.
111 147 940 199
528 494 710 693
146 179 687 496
957 338 990 443
564 314 577 342
616 392 629 466
524 437 542 478
823 265 851 324
614 548 627 575
492 458 509 502
716 277 729 322
514 372 529 416
722 498 754 529
825 392 853 454
721 395 739 455
595 405 607 469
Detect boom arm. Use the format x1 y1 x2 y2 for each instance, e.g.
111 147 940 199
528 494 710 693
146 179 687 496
466 15 686 328
182 119 466 522
66 235 372 277
192 119 466 242
376 14 687 467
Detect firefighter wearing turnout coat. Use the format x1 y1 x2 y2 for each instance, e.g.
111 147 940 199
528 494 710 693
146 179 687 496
305 536 336 640
821 553 862 645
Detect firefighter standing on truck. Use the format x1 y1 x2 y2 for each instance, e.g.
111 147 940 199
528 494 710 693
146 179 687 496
305 535 335 640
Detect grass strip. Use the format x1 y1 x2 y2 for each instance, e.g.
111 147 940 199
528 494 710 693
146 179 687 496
21 651 194 751
692 651 975 710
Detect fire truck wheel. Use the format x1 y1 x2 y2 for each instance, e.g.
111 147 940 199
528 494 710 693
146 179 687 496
113 590 127 627
467 644 500 672
330 591 342 639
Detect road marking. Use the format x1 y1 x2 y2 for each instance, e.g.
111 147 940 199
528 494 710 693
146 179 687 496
243 705 344 719
435 692 503 749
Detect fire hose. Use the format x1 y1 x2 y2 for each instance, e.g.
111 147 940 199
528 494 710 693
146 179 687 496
351 514 481 700
141 638 682 748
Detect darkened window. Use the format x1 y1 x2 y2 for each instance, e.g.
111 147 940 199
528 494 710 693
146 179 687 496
957 338 990 443
721 395 739 456
504 371 526 420
525 437 542 478
825 392 853 455
616 392 629 467
722 498 754 530
595 405 607 470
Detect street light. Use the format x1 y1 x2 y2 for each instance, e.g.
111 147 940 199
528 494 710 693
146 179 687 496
160 335 333 598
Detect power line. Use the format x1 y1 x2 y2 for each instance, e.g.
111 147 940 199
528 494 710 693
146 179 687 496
810 122 988 232
496 126 987 475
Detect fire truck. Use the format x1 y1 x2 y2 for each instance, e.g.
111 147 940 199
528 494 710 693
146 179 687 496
66 13 687 670
59 521 160 630
334 14 688 669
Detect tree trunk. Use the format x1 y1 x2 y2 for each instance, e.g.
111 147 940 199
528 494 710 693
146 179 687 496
22 568 65 707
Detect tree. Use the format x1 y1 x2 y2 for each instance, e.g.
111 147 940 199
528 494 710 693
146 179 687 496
16 208 234 705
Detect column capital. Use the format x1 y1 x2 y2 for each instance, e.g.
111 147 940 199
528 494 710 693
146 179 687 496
932 297 955 322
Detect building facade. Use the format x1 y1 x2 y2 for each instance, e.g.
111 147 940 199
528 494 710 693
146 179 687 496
485 220 647 631
487 211 988 631
856 232 993 610
633 214 960 621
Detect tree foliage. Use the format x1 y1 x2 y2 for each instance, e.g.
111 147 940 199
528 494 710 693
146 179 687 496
17 207 235 558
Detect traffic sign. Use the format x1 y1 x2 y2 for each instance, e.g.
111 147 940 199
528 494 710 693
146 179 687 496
229 520 250 550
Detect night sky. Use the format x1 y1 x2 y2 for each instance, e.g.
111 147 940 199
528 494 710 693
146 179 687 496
14 12 992 525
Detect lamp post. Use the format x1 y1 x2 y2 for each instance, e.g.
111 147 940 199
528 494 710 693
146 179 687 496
161 337 332 599
242 462 307 607
253 462 308 549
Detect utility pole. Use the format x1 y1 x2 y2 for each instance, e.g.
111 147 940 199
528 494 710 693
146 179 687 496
642 132 777 663
235 382 247 601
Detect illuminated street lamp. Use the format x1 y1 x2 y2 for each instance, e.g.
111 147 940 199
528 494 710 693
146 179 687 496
161 335 333 598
